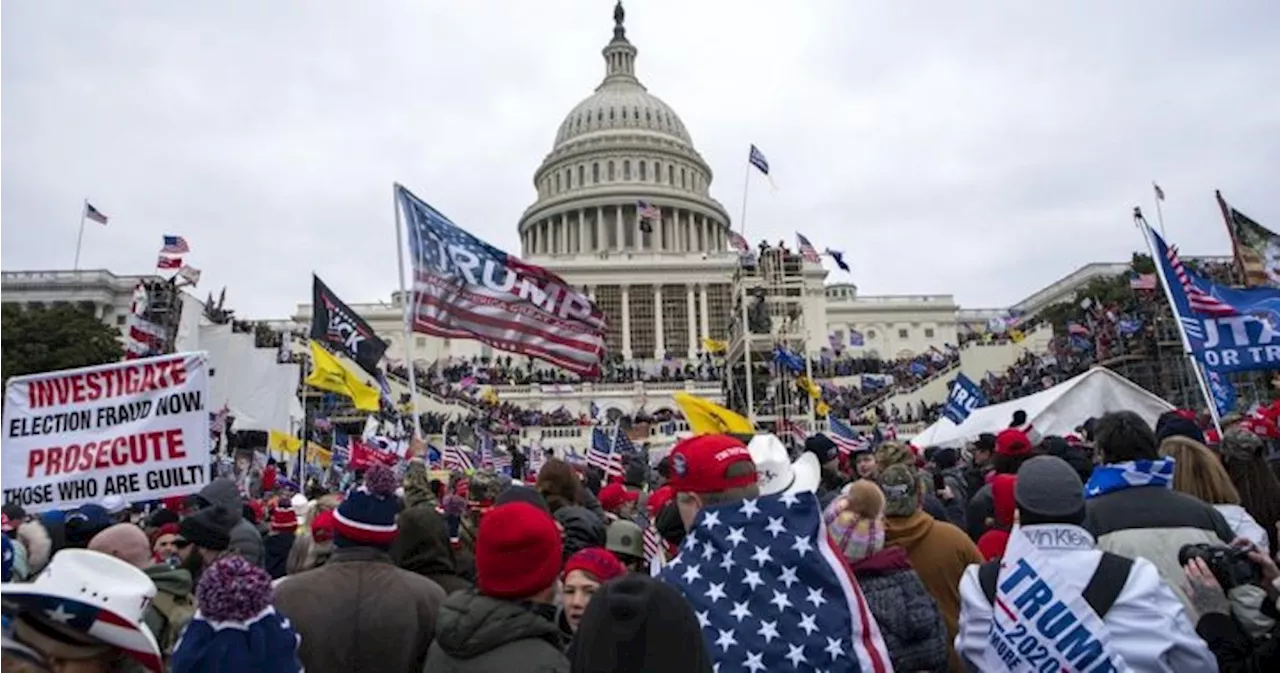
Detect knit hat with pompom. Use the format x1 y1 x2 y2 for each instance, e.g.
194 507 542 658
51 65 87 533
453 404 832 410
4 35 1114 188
823 480 886 564
333 465 400 548
169 555 303 673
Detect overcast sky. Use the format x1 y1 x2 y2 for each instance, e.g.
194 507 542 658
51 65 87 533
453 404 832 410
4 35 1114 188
4 0 1277 319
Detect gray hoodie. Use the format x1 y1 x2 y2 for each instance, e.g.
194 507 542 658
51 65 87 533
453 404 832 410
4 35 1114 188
197 478 264 566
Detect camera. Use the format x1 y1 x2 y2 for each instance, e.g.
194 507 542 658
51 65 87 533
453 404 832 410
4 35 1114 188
1178 543 1262 590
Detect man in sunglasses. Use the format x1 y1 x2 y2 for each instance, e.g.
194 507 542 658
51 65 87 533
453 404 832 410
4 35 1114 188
175 504 237 583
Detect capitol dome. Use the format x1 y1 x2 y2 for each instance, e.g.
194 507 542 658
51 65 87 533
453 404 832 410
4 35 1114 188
516 2 738 364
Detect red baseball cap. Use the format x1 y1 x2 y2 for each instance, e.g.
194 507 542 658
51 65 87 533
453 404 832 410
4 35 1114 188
666 434 755 494
995 428 1033 457
598 483 639 513
646 485 675 518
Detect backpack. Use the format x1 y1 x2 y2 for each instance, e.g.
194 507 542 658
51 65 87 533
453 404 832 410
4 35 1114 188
151 589 197 656
978 551 1133 618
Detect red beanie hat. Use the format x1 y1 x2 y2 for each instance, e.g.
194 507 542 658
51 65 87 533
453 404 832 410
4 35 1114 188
311 510 337 544
646 485 675 519
562 547 626 583
476 502 563 600
977 529 1011 562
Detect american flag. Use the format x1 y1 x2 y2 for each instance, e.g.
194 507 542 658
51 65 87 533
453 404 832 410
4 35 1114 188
1129 273 1157 291
84 202 109 225
796 233 821 263
748 144 770 175
659 492 890 673
444 445 474 472
528 443 546 477
396 185 607 377
157 255 182 269
637 200 661 220
161 235 190 254
880 422 898 442
1166 242 1236 316
827 418 870 456
775 418 808 447
332 432 352 467
589 427 624 478
643 523 663 566
730 231 750 253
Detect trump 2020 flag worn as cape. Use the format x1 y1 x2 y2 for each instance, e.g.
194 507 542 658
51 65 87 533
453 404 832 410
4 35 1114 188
659 492 890 673
396 184 607 377
310 275 388 377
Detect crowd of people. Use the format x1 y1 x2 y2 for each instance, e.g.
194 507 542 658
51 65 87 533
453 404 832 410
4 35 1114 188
4 400 1279 672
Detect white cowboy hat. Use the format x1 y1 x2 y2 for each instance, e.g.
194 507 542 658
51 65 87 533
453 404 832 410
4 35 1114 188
1 548 163 672
748 434 820 497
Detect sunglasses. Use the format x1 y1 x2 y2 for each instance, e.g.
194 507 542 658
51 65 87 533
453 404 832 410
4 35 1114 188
173 538 193 549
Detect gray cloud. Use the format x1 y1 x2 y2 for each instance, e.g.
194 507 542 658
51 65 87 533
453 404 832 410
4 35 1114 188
4 0 1277 318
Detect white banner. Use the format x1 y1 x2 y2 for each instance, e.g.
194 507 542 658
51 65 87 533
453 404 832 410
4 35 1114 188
2 352 210 513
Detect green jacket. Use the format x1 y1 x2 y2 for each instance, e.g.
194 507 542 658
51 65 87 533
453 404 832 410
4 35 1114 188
423 590 568 673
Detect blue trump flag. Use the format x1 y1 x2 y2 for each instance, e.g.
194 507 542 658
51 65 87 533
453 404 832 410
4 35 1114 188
941 373 986 424
1145 223 1280 373
659 492 890 672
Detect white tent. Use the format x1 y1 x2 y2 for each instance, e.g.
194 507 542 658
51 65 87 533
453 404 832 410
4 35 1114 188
910 367 1174 448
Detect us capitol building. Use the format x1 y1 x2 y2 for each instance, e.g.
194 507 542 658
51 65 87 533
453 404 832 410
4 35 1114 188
3 4 1120 379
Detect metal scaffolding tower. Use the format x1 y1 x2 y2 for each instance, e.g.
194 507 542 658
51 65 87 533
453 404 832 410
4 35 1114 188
723 247 815 436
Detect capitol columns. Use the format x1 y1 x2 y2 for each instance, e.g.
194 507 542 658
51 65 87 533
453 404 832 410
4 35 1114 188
615 204 624 252
686 283 698 359
620 284 632 359
653 285 664 358
699 283 710 343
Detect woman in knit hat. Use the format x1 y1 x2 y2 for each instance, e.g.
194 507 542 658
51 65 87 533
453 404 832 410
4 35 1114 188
559 547 626 638
824 481 949 673
170 555 303 673
568 573 712 673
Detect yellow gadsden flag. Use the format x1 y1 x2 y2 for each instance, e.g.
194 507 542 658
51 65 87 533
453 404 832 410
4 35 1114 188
268 430 302 455
305 342 381 412
673 392 754 437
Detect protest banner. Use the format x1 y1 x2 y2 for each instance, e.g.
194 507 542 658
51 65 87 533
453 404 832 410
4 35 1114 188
2 352 210 513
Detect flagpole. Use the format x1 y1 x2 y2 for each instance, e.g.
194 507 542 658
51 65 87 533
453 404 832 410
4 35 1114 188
1133 208 1222 435
738 161 751 240
392 184 424 437
1152 183 1167 238
73 199 88 270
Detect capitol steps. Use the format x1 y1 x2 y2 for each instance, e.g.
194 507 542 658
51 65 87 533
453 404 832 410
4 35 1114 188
878 323 1056 413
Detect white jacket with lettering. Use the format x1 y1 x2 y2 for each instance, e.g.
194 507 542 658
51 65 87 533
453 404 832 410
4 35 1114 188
955 523 1216 672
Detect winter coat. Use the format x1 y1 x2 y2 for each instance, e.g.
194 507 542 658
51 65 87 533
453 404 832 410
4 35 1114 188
274 546 446 673
851 547 949 673
1083 484 1234 613
1195 578 1280 672
1214 504 1270 552
578 488 607 523
263 532 296 580
554 506 605 561
964 482 994 541
884 509 983 672
143 564 195 658
392 506 474 595
423 589 569 673
924 491 966 530
197 478 265 566
956 523 1217 673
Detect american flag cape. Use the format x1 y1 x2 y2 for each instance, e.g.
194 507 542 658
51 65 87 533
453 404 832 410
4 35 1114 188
659 492 890 673
396 185 607 377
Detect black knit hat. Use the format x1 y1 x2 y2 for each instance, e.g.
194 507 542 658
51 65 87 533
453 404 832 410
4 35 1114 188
494 485 549 512
179 505 235 551
805 434 839 465
568 574 713 673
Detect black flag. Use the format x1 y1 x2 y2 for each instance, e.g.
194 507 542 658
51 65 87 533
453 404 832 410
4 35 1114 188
310 275 388 377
